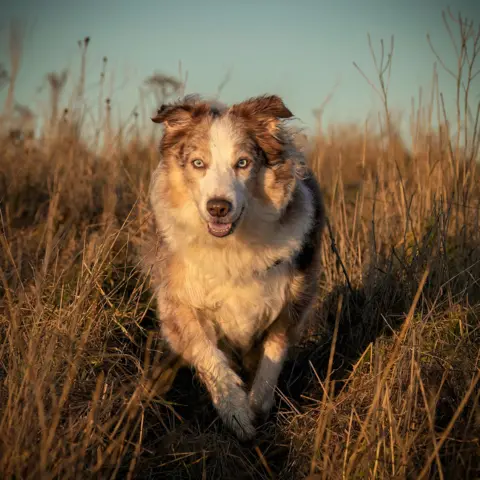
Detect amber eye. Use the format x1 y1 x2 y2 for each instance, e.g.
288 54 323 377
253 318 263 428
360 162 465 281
236 158 250 169
192 159 205 169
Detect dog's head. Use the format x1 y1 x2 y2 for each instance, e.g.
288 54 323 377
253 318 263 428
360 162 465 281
151 94 304 240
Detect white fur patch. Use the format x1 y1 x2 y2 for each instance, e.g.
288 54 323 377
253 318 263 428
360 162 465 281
198 118 244 218
160 181 315 351
209 117 237 172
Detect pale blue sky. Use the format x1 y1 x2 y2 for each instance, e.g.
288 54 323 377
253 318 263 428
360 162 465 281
1 0 479 134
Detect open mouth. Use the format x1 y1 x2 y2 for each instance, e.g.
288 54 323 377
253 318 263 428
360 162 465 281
207 207 244 238
208 222 232 238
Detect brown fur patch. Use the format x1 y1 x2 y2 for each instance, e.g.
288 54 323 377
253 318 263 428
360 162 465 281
229 95 293 120
253 162 296 210
153 96 223 169
152 95 215 127
163 162 191 208
230 94 294 166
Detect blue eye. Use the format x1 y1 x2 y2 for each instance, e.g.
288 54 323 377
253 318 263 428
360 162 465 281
236 158 249 169
192 159 205 168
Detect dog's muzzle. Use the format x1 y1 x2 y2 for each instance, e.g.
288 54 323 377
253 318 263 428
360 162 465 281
206 198 244 238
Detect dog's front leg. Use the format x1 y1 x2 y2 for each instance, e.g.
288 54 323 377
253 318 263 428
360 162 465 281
248 314 290 419
159 298 256 440
249 300 313 419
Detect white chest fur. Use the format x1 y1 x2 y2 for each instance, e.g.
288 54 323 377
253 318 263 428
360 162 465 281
176 248 292 349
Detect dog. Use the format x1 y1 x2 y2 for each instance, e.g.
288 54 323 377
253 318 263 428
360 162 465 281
141 94 325 440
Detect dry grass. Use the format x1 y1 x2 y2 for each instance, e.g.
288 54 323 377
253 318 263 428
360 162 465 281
1 9 480 480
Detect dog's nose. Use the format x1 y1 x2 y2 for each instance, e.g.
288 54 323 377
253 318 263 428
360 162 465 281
207 198 232 218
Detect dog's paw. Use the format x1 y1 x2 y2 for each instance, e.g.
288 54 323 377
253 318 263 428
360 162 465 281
249 384 275 420
211 373 256 440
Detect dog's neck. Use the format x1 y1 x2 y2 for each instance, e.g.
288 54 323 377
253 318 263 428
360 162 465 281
154 181 314 276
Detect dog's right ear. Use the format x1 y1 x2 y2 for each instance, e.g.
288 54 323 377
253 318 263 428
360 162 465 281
151 103 194 129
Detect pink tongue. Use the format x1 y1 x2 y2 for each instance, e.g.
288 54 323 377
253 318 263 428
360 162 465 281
208 222 232 237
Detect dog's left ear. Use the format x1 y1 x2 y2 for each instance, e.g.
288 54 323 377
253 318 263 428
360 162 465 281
230 95 293 125
151 95 208 129
151 103 194 129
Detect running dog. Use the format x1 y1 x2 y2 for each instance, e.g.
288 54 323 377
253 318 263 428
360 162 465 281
141 94 325 440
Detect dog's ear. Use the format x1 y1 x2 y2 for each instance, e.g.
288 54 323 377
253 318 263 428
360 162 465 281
151 103 195 129
230 95 293 121
230 95 293 137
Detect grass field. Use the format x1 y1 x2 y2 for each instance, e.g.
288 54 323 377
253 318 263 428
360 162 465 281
1 10 479 480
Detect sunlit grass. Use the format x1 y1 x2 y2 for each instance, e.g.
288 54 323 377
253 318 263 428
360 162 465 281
0 8 479 480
